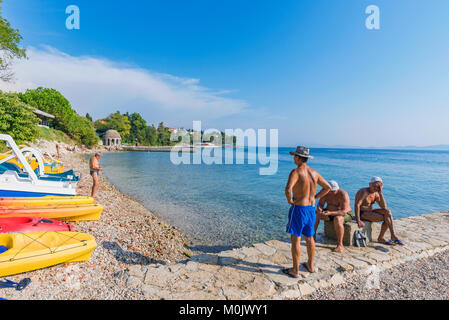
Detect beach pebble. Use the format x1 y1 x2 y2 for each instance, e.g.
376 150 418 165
303 250 449 300
1 141 190 300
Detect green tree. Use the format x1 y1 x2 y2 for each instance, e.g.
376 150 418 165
156 122 173 146
18 87 74 132
0 0 27 82
94 111 131 140
0 91 39 144
85 113 92 122
95 113 176 146
146 125 158 146
66 114 98 146
128 112 147 144
18 87 98 146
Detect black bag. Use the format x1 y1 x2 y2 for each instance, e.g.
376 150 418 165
353 230 367 247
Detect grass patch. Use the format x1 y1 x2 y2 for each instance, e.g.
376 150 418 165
36 126 75 144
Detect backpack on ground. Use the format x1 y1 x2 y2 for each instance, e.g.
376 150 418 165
353 230 367 247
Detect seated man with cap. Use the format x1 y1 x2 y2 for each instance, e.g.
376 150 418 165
354 176 404 245
314 180 353 253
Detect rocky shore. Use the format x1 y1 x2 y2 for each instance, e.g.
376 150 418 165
1 140 448 300
302 250 449 300
2 140 190 300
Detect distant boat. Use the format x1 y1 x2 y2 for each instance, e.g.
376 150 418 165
0 134 78 197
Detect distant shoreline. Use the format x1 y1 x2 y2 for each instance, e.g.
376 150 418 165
306 146 449 151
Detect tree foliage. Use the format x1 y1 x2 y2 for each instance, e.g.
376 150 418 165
95 112 175 146
0 0 27 82
156 122 173 146
0 91 39 144
94 111 131 139
18 87 98 146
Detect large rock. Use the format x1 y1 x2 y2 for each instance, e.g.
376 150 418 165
324 220 378 246
143 266 176 287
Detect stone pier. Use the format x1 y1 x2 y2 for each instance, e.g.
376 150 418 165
121 211 449 300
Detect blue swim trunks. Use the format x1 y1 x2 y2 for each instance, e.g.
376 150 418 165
286 205 316 238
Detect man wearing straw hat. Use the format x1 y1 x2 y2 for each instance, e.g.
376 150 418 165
283 146 331 277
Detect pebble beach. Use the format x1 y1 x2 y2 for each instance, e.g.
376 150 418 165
302 250 449 300
1 140 448 300
2 140 190 300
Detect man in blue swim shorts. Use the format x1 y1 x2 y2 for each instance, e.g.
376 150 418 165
283 146 331 277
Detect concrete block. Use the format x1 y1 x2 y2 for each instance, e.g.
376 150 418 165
324 220 378 246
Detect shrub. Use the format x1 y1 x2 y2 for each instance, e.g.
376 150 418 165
0 91 39 144
18 87 98 146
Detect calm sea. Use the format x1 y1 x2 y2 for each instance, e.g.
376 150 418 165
98 148 449 252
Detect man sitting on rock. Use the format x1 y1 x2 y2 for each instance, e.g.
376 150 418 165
314 180 353 253
354 176 404 245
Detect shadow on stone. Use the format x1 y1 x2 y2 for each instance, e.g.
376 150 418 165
187 244 240 254
185 251 287 275
370 245 390 253
102 241 165 266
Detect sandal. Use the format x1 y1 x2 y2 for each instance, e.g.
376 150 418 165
381 239 395 245
394 239 404 245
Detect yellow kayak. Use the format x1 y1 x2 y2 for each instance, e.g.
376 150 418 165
0 204 103 222
0 232 97 277
0 196 95 207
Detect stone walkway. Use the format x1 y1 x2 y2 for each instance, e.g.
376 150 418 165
121 211 449 300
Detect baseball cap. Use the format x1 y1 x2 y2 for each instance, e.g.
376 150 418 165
370 176 383 184
328 180 340 191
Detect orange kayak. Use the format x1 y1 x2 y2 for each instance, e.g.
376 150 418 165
0 196 94 207
0 204 103 222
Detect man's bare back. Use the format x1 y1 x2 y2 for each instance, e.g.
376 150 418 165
285 163 330 206
288 166 319 206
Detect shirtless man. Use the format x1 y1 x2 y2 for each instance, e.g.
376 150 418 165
314 180 352 253
283 146 331 277
354 177 403 245
89 152 103 199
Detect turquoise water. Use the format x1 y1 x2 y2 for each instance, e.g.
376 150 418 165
99 148 449 251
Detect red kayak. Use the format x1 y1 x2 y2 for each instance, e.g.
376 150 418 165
0 217 74 234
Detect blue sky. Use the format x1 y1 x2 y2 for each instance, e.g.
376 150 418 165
2 0 449 147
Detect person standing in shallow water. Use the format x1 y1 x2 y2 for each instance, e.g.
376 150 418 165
89 152 103 199
283 146 331 277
